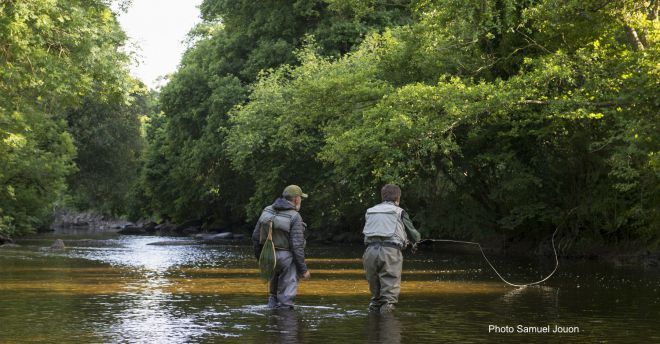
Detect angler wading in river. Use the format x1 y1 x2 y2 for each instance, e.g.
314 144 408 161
362 184 421 313
252 185 311 309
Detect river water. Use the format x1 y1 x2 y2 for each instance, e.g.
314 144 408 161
0 231 658 343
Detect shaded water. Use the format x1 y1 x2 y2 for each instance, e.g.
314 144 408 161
1 232 658 343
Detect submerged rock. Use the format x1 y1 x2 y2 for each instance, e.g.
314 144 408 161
50 239 66 250
208 232 233 240
0 233 13 245
0 243 20 248
147 240 197 246
232 233 246 240
64 239 123 248
198 232 249 243
193 232 233 241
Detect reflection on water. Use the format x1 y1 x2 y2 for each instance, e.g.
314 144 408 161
367 313 402 344
266 308 302 343
0 234 658 343
67 237 239 272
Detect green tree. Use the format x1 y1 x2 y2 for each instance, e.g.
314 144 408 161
65 84 149 216
139 0 658 251
227 0 659 249
0 0 135 235
138 0 415 226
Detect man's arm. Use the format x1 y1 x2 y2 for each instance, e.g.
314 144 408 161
289 214 309 275
402 210 421 243
251 221 262 260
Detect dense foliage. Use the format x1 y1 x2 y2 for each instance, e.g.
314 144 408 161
0 0 143 235
3 0 657 252
65 85 151 216
143 0 657 251
137 0 414 227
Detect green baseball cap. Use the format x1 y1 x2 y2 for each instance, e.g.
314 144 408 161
283 185 308 199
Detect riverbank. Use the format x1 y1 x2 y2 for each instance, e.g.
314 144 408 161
49 209 134 232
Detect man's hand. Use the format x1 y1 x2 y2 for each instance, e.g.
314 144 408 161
301 270 311 280
411 241 419 254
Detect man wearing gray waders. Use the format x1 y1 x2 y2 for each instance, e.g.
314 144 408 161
252 185 311 309
362 184 421 313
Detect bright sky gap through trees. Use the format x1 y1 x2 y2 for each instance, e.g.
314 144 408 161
116 0 203 89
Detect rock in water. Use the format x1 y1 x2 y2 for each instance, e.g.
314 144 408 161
118 225 147 235
50 239 66 250
0 233 13 245
143 221 158 233
0 243 20 249
209 232 233 240
155 222 177 235
182 226 200 235
232 233 246 240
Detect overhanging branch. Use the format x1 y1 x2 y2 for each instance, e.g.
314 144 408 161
518 99 623 107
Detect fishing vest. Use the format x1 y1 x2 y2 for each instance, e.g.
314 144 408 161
362 202 408 247
257 205 298 250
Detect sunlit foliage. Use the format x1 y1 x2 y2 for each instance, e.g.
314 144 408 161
0 0 139 234
225 0 658 249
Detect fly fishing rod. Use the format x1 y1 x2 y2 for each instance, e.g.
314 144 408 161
416 209 574 288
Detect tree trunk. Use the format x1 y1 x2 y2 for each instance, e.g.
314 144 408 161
624 25 645 51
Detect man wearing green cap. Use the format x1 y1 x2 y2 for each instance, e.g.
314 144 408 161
362 184 421 313
252 185 311 309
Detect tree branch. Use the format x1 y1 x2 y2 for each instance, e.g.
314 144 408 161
518 99 623 107
624 25 645 51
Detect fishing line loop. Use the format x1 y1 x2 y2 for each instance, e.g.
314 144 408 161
418 208 576 288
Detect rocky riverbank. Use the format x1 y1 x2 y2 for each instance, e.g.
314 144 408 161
43 210 251 244
50 210 134 232
115 219 248 241
0 233 14 246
